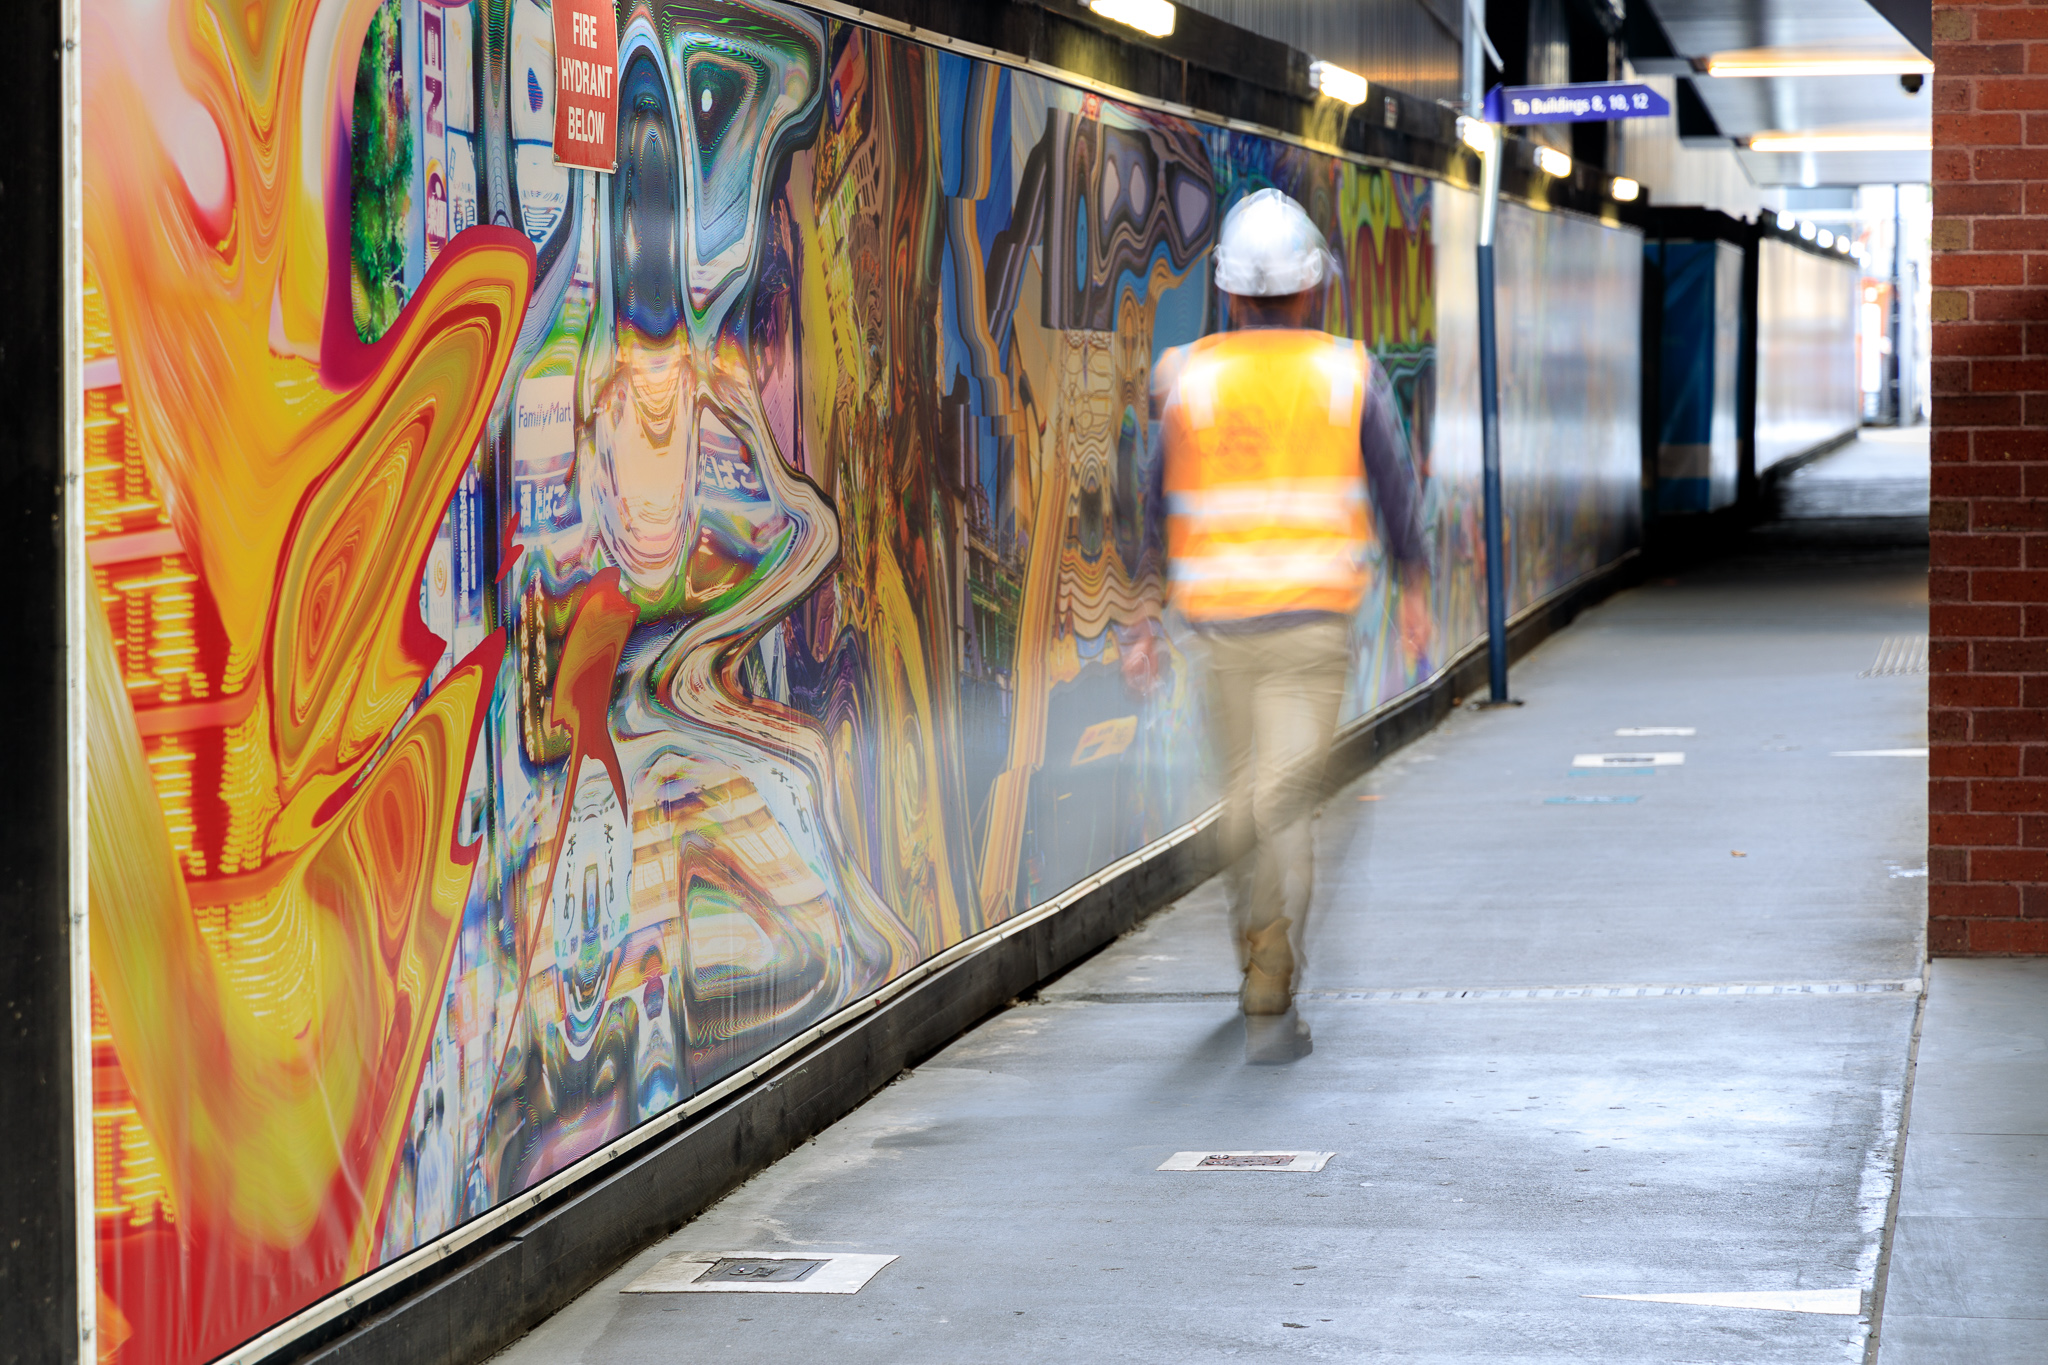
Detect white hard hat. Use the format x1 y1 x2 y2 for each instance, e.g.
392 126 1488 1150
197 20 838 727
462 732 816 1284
1212 188 1335 297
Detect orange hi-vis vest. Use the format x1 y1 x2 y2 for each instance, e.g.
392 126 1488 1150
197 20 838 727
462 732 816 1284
1159 329 1374 624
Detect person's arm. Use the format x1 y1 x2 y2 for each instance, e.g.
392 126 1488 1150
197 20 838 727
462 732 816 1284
1357 354 1431 656
1146 345 1185 556
1357 357 1428 570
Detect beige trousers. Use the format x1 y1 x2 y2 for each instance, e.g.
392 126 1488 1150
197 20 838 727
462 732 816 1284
1202 618 1352 1007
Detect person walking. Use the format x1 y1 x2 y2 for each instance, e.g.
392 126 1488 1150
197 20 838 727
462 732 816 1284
1153 188 1430 1063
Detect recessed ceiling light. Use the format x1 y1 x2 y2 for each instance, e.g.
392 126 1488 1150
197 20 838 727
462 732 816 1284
1610 177 1641 202
1533 145 1571 178
1086 0 1176 38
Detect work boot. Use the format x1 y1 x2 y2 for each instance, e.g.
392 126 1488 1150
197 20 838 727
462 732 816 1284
1244 1006 1313 1064
1240 918 1295 1015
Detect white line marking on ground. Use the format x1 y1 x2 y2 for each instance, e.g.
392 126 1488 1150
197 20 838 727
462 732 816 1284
1583 1288 1861 1315
1573 752 1684 767
1062 980 1923 1004
1832 749 1927 757
1615 727 1695 736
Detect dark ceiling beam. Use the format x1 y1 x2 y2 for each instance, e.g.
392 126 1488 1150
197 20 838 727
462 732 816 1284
1675 76 1728 147
1622 0 1692 76
1863 0 1932 58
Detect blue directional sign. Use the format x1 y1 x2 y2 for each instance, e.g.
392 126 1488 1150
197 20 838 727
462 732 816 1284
1482 82 1671 124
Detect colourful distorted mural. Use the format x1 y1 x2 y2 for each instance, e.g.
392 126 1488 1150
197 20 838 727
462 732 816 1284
78 2 1630 1360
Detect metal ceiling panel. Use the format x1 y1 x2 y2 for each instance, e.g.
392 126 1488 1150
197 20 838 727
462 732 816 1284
1640 0 1920 55
1175 0 1463 104
1634 0 1930 184
1686 71 1930 136
1737 147 1933 187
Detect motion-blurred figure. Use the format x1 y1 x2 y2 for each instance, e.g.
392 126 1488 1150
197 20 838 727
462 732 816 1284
1153 189 1429 1063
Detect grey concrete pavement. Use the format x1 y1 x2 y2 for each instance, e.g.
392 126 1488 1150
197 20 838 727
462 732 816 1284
1062 552 1930 1000
1875 960 2048 1364
1774 427 1930 522
494 493 1931 1362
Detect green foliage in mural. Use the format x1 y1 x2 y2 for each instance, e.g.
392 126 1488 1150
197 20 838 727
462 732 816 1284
351 0 412 342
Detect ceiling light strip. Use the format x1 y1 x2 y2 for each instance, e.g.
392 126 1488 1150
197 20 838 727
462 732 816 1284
1707 51 1934 78
1747 133 1932 153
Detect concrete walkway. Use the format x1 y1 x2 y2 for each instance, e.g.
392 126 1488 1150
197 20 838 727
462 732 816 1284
1774 425 1930 522
1876 959 2048 1363
495 507 1930 1363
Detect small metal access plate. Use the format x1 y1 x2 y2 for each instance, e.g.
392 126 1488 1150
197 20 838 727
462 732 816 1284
1157 1150 1336 1172
623 1251 898 1294
699 1258 825 1284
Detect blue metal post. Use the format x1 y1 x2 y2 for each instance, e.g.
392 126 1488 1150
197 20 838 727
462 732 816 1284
1477 243 1508 701
1473 121 1510 703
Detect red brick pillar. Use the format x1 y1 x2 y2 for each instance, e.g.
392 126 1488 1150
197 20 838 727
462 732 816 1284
1930 3 2048 955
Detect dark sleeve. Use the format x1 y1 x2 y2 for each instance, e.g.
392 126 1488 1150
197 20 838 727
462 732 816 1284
1359 357 1429 570
1146 347 1181 556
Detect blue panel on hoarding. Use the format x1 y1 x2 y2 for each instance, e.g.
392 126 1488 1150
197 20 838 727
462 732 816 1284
1653 241 1739 514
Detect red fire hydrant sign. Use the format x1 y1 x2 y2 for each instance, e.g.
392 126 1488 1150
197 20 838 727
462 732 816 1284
552 0 618 171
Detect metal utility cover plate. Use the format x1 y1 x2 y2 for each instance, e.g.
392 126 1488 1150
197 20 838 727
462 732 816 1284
698 1258 824 1284
1157 1150 1336 1172
623 1251 898 1294
1572 752 1684 768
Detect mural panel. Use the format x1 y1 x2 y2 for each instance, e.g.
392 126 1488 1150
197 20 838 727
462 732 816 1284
79 2 1627 1361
